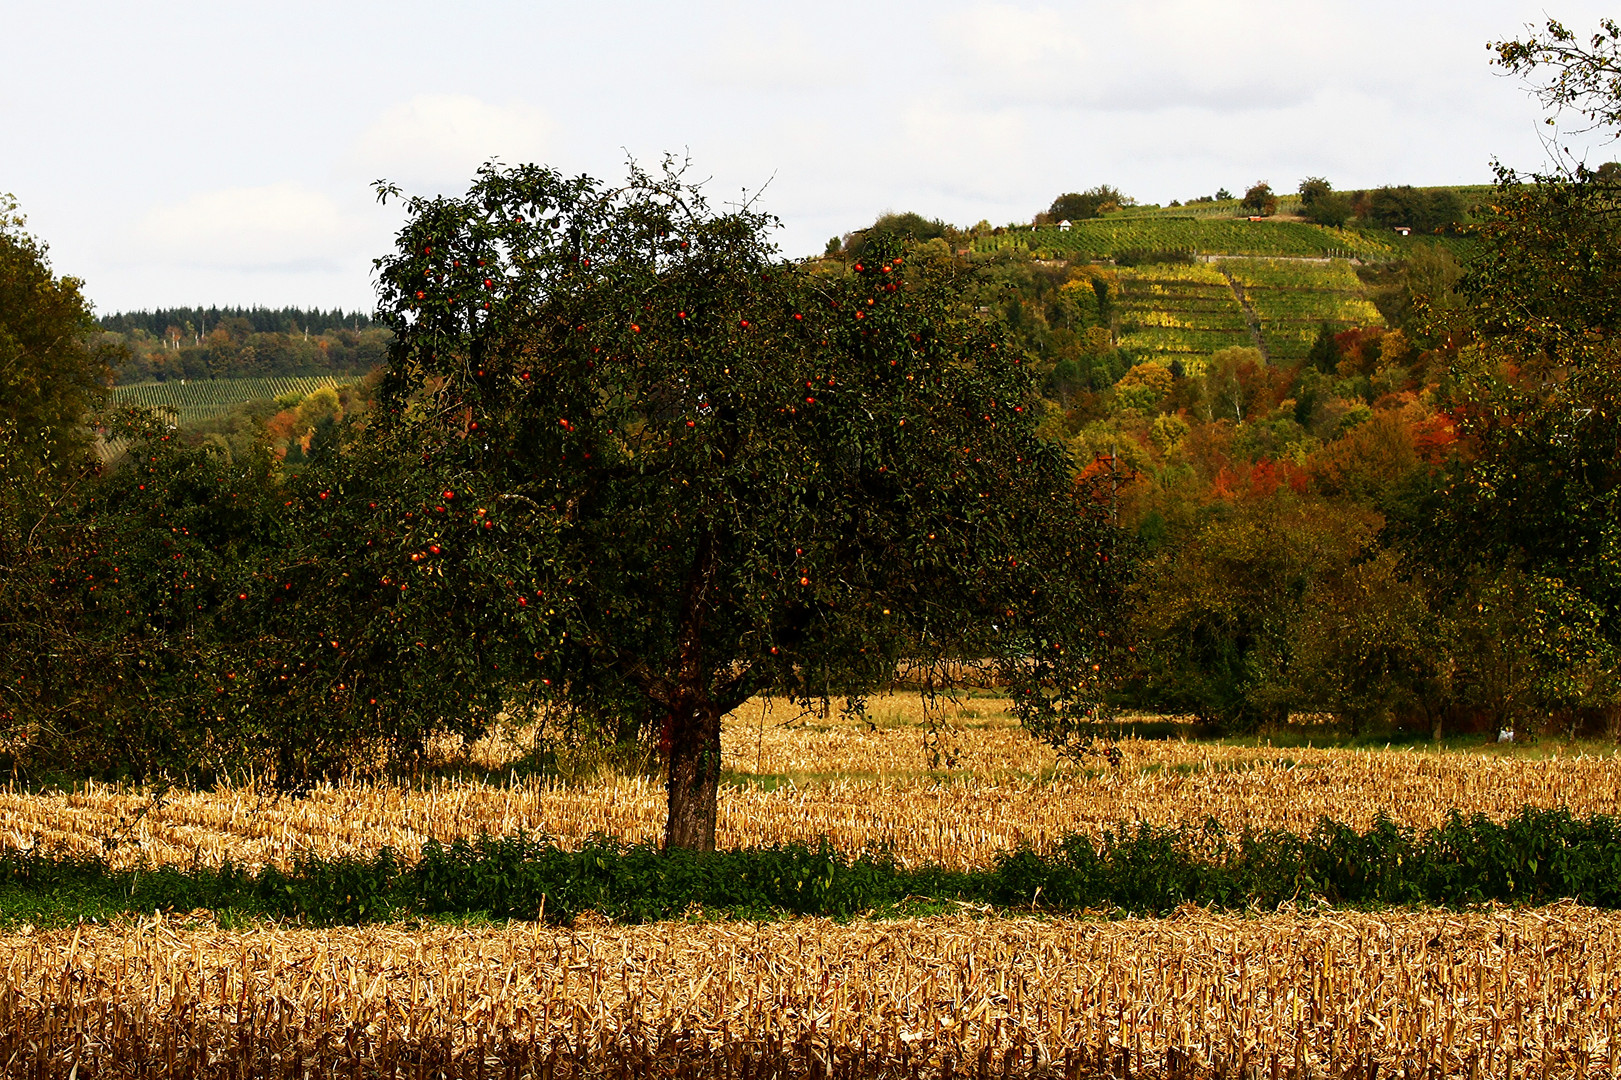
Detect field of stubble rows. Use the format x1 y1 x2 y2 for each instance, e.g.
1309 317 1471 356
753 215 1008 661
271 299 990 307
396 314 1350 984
2 695 1618 1078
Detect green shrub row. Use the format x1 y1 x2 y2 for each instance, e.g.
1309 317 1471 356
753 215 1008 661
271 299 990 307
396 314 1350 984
3 807 1618 926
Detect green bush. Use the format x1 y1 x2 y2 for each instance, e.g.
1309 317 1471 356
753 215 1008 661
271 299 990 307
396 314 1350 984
4 808 1621 926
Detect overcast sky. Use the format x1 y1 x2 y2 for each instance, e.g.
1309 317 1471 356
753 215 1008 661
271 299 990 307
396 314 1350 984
3 1 1616 315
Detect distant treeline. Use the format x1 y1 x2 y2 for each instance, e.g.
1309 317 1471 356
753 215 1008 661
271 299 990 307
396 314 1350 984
99 306 373 337
99 306 390 384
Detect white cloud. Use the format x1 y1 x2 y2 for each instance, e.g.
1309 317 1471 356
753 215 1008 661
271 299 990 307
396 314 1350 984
126 183 366 272
935 1 1368 111
353 94 556 191
698 19 854 90
892 98 1035 201
934 5 1093 101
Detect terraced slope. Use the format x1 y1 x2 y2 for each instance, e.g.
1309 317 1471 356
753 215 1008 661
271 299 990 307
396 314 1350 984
112 376 341 426
1216 258 1384 362
1106 258 1382 370
1110 263 1253 370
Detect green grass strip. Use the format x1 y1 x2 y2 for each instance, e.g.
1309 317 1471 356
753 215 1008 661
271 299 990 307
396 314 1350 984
2 807 1618 927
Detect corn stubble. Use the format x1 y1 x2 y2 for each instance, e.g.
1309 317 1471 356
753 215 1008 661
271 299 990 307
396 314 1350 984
2 701 1618 871
5 701 1620 1076
2 907 1618 1078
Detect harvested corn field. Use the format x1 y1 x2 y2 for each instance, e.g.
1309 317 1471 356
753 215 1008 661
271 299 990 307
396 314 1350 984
2 906 1616 1079
1 699 1618 872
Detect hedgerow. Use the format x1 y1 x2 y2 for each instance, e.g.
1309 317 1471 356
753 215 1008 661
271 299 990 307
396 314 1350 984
2 807 1617 926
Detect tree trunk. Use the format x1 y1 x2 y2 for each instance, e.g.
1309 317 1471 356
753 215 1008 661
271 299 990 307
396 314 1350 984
661 529 724 851
664 697 723 851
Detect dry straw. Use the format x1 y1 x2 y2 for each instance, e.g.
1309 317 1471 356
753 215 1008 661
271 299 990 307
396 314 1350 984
1 906 1617 1078
2 698 1617 872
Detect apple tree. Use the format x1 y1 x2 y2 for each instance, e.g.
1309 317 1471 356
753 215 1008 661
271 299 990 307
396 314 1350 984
359 161 1129 849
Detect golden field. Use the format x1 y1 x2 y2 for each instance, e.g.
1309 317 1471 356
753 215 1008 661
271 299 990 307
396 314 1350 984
3 696 1620 1077
2 906 1615 1078
0 695 1616 872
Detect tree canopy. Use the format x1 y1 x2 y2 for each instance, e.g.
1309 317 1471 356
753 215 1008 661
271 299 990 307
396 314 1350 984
0 195 113 491
841 212 954 258
1298 177 1353 227
1241 183 1277 217
1047 187 1129 222
357 162 1130 848
1493 17 1621 134
0 201 275 771
1362 186 1465 233
1398 16 1621 731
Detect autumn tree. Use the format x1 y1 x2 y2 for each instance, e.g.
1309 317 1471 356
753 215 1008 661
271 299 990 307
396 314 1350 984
1241 182 1277 217
1293 549 1449 737
359 162 1129 849
1413 15 1621 733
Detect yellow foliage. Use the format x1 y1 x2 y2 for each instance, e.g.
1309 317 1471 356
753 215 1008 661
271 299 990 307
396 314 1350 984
296 385 342 427
1116 362 1173 395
